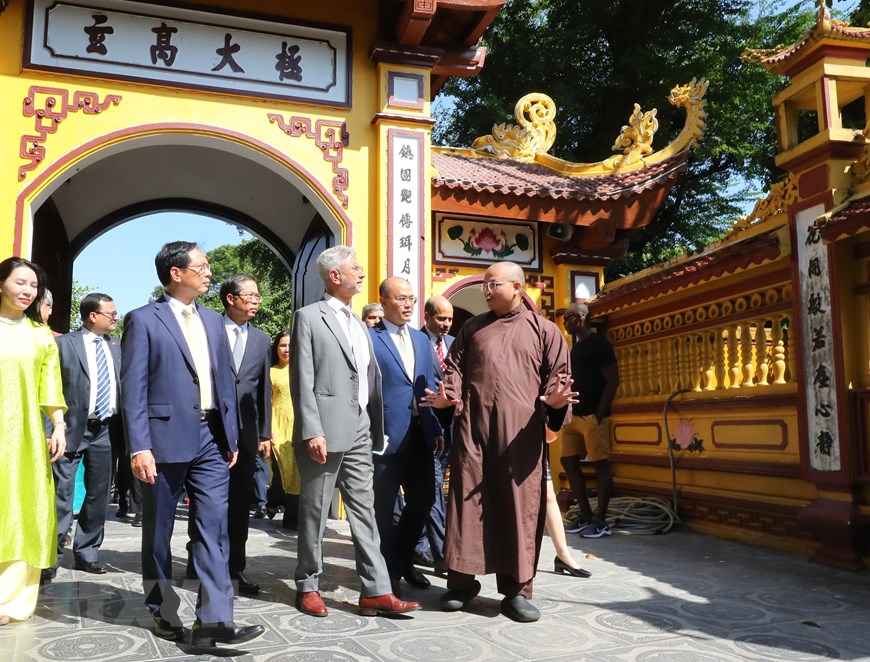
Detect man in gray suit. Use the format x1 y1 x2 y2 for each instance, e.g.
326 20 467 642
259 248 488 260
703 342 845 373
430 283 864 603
290 245 421 619
44 293 122 582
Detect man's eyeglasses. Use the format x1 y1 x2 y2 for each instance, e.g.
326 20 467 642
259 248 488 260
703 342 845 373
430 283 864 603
479 281 513 293
392 296 417 305
182 262 211 275
236 293 262 302
95 311 120 320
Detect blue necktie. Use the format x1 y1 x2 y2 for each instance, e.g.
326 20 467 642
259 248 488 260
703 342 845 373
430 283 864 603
94 337 111 419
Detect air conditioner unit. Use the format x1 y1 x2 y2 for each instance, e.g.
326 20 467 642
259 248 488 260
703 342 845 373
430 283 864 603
546 223 573 242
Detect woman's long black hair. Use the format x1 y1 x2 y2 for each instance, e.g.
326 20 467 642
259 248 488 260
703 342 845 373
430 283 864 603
0 256 47 324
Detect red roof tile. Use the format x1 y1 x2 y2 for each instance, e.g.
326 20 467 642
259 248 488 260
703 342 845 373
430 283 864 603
590 229 785 315
431 151 689 203
820 197 870 242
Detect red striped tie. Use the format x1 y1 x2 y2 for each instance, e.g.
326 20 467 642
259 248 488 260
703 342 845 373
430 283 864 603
435 337 446 373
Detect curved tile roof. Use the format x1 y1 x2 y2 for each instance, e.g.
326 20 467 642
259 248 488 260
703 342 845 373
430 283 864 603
589 229 785 315
431 151 689 203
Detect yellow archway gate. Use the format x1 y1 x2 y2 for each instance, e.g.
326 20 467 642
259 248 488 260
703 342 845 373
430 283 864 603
0 0 393 315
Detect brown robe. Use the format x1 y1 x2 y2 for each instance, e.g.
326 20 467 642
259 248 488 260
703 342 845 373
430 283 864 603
441 304 569 584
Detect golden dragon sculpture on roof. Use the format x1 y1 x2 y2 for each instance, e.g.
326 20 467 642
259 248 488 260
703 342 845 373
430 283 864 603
461 78 708 175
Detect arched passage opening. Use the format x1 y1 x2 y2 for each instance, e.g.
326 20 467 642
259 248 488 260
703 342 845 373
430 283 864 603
443 274 540 334
24 126 344 330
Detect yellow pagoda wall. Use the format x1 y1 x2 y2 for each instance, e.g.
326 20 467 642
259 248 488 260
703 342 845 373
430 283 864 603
0 0 395 308
580 221 826 557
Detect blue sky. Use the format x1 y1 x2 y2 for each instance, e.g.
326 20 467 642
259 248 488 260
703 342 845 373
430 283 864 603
73 212 251 316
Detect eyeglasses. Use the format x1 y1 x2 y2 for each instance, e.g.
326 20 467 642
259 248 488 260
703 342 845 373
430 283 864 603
236 293 262 302
479 281 514 293
95 311 120 320
182 262 211 275
392 296 417 305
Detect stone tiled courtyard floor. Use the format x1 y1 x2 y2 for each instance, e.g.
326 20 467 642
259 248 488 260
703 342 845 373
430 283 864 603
2 507 870 661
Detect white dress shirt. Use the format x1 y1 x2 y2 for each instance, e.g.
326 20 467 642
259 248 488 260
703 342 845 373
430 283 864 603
82 327 118 418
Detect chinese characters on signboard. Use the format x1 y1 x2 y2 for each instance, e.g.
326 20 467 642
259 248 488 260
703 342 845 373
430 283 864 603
796 205 840 471
26 0 350 106
388 130 426 322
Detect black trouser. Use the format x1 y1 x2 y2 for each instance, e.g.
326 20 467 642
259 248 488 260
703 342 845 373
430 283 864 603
52 418 113 568
372 421 436 580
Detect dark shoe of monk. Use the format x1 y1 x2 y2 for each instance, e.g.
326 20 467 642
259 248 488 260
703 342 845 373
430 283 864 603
190 621 264 648
232 572 260 595
358 593 421 617
153 617 184 641
295 591 328 617
500 595 540 623
439 580 481 611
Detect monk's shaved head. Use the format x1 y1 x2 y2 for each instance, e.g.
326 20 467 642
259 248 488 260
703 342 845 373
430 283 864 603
486 261 524 284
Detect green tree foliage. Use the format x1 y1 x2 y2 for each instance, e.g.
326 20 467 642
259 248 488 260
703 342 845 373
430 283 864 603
433 0 824 280
68 279 97 333
149 239 293 339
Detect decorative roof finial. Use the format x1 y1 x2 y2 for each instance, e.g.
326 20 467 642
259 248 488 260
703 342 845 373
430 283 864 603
470 93 557 161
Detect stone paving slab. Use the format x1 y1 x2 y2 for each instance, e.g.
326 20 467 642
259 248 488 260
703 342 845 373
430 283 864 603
2 507 870 661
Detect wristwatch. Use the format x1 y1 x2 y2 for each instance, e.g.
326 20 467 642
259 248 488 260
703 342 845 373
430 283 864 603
53 421 67 429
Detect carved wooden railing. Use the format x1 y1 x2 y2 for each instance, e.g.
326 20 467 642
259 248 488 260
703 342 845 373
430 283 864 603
608 284 795 399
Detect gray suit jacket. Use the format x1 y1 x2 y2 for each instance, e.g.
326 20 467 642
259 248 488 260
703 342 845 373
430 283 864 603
290 299 384 454
54 329 123 452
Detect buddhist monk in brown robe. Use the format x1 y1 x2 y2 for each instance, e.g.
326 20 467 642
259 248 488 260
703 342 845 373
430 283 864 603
421 261 577 623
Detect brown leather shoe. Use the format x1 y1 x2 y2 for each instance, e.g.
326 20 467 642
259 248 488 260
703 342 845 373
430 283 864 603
295 591 328 617
358 593 421 617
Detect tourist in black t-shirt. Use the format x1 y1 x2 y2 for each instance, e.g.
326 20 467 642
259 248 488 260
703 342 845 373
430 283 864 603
559 302 619 538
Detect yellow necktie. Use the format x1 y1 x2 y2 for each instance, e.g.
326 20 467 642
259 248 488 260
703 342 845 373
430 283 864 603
398 325 414 378
182 305 213 411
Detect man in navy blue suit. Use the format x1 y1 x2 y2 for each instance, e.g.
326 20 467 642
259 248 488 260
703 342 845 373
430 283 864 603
121 241 263 648
415 295 454 574
370 277 443 595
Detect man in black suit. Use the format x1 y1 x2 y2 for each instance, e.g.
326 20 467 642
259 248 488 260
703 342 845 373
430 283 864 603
415 295 454 573
220 273 272 595
121 241 263 648
43 293 122 582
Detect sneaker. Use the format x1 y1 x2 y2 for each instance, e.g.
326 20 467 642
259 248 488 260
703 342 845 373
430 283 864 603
582 520 612 538
564 516 593 534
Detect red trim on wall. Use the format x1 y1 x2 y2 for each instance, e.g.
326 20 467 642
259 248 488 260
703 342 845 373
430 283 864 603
798 164 828 199
710 419 788 451
612 452 804 478
268 114 350 209
613 422 662 446
13 122 353 257
826 234 856 483
783 45 870 79
19 86 122 182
